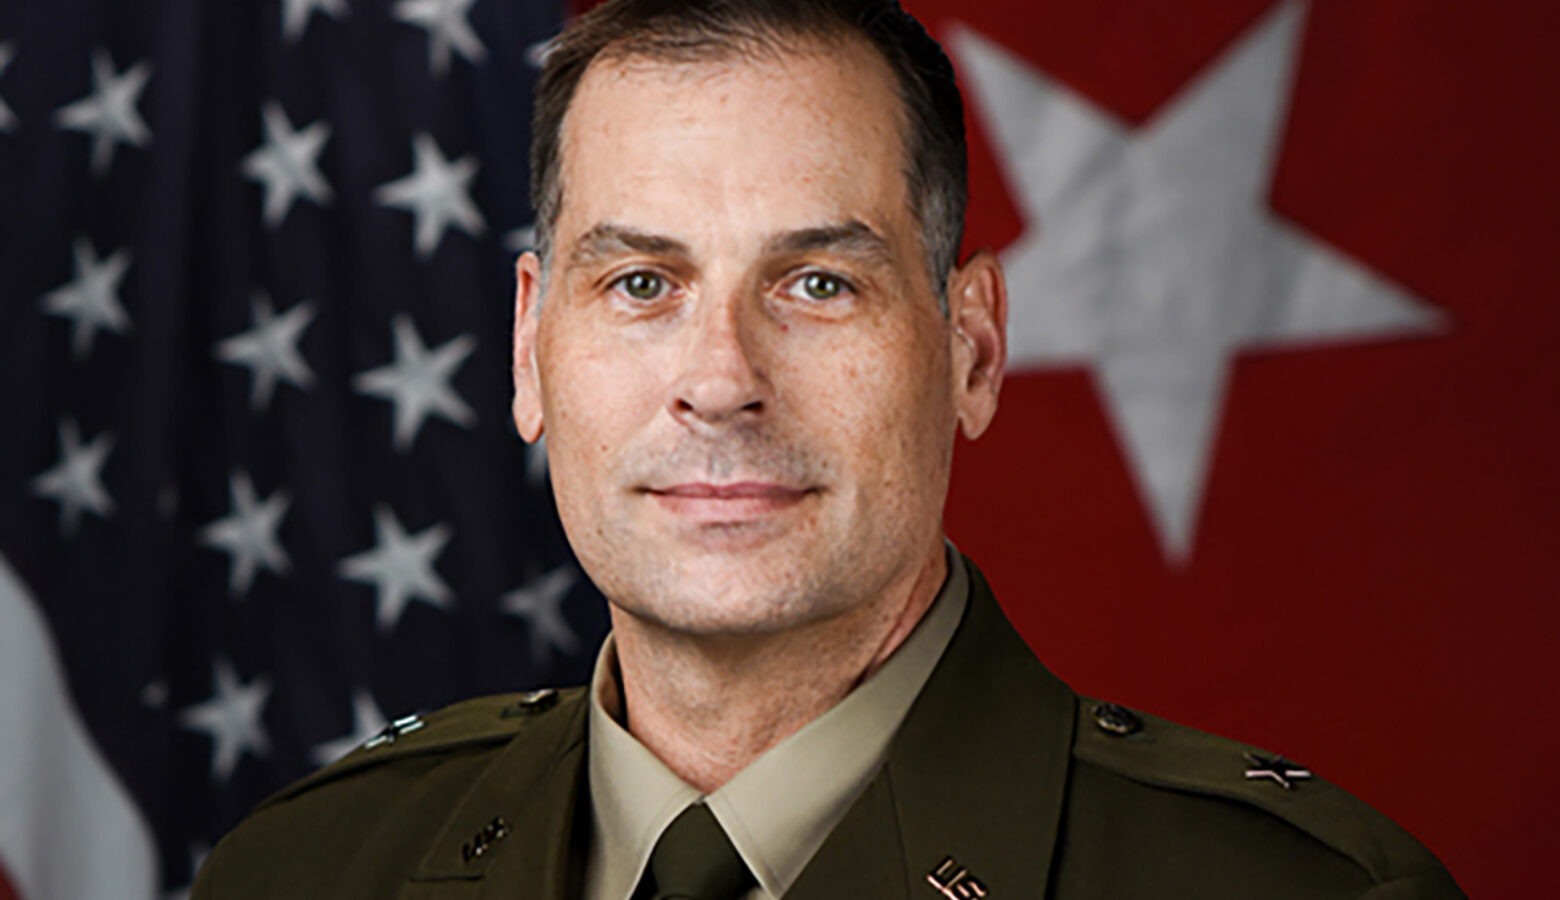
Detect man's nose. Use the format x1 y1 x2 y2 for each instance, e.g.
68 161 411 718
668 293 769 428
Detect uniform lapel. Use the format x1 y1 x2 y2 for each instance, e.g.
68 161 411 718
782 769 911 899
787 560 1077 900
403 691 590 900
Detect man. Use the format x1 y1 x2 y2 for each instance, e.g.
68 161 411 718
194 1 1464 897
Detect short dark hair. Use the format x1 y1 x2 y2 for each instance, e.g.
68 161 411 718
530 0 968 304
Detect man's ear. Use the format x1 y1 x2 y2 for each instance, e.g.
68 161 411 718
512 252 546 443
946 249 1008 440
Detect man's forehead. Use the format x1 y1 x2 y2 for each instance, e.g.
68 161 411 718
553 41 912 252
565 37 900 128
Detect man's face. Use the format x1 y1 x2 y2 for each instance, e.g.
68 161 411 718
514 38 1002 636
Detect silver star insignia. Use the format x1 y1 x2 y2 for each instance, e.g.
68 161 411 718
353 314 476 452
215 292 318 412
197 471 293 597
393 0 487 76
337 504 454 631
32 418 115 536
177 658 272 783
282 0 348 44
0 43 17 133
501 566 580 664
240 102 333 227
373 132 485 258
53 48 152 176
42 237 132 360
1243 751 1313 789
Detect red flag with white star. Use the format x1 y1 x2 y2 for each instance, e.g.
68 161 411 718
921 0 1560 896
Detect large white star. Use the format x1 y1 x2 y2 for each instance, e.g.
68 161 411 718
309 688 386 765
501 565 580 665
239 101 333 227
197 471 292 598
373 132 485 258
282 0 348 44
215 292 317 412
337 505 454 631
42 237 132 360
53 48 151 176
32 418 115 536
393 0 487 77
177 658 271 783
353 314 476 452
0 44 17 133
950 2 1445 562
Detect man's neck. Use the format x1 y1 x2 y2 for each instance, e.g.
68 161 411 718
609 547 949 794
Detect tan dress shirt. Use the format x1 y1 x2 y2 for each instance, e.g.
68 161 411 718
583 543 970 900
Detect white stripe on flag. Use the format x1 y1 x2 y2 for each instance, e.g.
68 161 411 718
0 553 158 900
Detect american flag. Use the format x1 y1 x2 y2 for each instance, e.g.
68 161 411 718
0 2 608 898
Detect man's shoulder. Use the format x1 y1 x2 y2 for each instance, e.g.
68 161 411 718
193 687 588 899
258 687 584 811
1059 698 1463 898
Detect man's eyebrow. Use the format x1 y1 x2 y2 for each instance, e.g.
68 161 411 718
565 223 693 270
563 220 896 272
762 220 895 266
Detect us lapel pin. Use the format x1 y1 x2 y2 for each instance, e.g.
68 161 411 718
927 856 989 899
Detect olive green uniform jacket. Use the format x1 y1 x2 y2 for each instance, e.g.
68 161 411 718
194 565 1464 899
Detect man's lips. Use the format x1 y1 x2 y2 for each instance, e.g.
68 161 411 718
645 482 815 522
652 482 807 499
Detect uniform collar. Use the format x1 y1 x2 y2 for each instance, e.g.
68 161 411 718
584 637 698 899
394 552 1074 900
785 557 1078 900
585 542 970 900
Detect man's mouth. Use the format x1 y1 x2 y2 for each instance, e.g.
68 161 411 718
645 482 816 523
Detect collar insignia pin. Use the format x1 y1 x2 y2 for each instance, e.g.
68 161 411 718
363 713 425 750
462 816 510 863
1243 752 1313 789
927 856 989 899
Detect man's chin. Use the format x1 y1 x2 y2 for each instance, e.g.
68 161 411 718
619 592 838 640
606 542 849 636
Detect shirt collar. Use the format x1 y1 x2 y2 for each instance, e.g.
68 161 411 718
584 542 969 900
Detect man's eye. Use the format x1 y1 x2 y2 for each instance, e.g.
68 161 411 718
788 272 849 302
613 271 667 301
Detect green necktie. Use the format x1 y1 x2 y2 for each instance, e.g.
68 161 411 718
641 803 756 900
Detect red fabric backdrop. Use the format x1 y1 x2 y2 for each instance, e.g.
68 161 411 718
913 0 1559 896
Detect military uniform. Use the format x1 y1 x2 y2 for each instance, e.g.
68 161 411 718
193 561 1464 899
